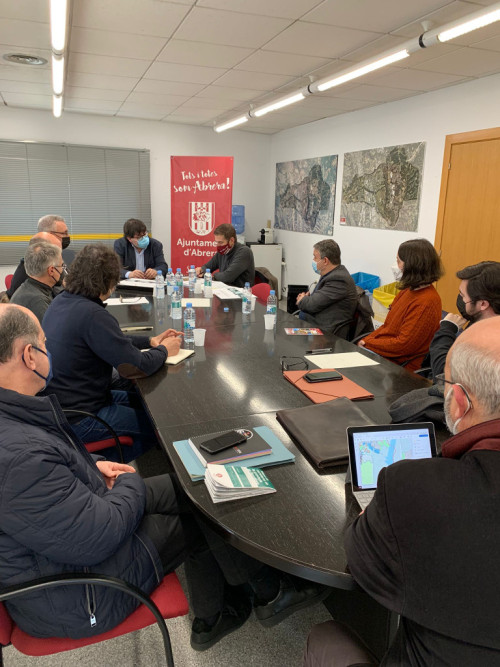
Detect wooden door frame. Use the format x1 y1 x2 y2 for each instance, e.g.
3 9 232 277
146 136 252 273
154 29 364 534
434 126 500 253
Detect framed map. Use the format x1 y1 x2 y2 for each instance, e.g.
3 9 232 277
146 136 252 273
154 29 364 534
275 155 337 235
340 143 425 231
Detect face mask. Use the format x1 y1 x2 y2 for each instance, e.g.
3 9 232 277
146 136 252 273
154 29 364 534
61 236 71 250
137 235 150 249
391 263 402 281
216 242 231 255
312 260 321 275
51 266 64 288
444 383 471 435
23 345 53 390
456 293 478 322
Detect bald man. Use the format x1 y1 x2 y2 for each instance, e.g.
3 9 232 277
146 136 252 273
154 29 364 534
6 228 65 300
304 318 500 666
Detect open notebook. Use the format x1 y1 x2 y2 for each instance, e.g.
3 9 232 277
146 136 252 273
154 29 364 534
141 348 194 365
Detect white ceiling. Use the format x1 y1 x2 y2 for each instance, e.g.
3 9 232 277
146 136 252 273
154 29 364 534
0 0 500 134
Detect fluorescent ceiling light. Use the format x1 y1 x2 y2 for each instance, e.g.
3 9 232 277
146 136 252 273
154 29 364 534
317 50 409 92
50 0 69 52
438 7 500 42
253 92 305 117
52 55 65 96
53 95 63 118
214 115 248 133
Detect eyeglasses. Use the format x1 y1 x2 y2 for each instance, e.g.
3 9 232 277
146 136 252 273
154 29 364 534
50 230 70 237
435 376 473 410
280 356 308 372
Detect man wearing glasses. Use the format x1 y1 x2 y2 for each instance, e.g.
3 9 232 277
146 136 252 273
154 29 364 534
10 241 65 323
114 218 168 280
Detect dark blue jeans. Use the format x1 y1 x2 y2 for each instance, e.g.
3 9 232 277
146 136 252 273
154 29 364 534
71 390 157 462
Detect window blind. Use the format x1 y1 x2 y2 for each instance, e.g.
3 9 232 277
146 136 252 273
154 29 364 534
0 141 151 264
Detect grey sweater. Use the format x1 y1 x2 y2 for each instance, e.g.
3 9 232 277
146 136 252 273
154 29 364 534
202 242 255 287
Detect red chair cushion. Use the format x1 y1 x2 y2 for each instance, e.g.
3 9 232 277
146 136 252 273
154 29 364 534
84 436 133 453
4 274 13 291
10 572 189 656
0 601 13 646
251 283 271 301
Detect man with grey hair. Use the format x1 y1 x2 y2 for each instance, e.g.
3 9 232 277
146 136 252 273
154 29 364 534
37 214 71 250
303 316 500 665
296 239 357 337
10 242 64 323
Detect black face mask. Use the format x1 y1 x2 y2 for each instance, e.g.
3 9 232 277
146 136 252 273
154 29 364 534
456 293 477 322
61 236 71 250
52 267 65 288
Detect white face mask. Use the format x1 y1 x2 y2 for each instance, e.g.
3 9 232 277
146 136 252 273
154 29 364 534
391 263 402 281
444 384 471 435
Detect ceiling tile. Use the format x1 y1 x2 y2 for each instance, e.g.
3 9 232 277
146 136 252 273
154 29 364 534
263 22 382 59
234 50 330 76
341 34 410 62
144 61 226 84
0 19 50 49
134 78 205 96
213 70 294 91
116 105 169 120
64 97 122 111
70 27 167 60
65 86 129 101
3 91 51 108
303 0 452 33
67 72 140 91
174 7 292 49
68 52 150 78
0 79 51 95
195 85 263 101
403 42 461 66
0 62 51 83
414 46 500 76
471 34 500 52
391 1 487 38
197 0 322 19
181 96 238 111
372 67 468 89
157 40 252 68
72 0 190 38
125 91 190 107
66 107 116 117
0 0 49 22
330 83 420 102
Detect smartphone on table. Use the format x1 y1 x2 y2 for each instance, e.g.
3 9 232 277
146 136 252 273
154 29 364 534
199 430 248 454
304 370 343 383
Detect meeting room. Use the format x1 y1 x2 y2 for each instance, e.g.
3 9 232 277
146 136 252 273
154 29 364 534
0 1 500 666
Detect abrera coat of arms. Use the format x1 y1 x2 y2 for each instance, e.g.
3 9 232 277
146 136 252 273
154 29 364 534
190 202 215 236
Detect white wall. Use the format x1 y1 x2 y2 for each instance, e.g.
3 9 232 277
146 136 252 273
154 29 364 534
0 106 271 285
269 73 500 291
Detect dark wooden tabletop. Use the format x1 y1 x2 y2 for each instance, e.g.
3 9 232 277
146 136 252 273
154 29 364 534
114 289 435 587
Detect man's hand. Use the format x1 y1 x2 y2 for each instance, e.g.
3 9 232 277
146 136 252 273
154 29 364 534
129 270 145 279
96 461 136 489
150 329 183 347
144 268 157 280
444 313 467 329
296 292 306 305
195 266 203 277
357 339 366 347
163 336 182 357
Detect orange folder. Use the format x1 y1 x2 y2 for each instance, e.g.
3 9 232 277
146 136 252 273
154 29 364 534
283 369 374 404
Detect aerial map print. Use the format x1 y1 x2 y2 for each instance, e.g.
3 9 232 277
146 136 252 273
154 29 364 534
275 155 337 235
341 143 425 231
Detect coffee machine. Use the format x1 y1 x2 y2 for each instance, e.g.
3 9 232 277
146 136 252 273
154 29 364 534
258 228 274 244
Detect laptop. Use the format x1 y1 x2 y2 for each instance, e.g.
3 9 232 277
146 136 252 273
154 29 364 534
347 423 437 510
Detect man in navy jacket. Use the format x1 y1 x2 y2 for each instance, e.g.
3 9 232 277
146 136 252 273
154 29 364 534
114 218 168 280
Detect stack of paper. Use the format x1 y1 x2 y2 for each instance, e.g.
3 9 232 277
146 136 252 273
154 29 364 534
205 465 276 503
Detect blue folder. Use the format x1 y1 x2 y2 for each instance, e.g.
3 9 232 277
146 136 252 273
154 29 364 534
173 425 295 482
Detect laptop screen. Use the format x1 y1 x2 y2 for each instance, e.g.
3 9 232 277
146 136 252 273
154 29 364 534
347 423 437 491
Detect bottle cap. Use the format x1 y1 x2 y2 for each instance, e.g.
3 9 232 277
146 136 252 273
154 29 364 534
190 265 195 269
176 268 181 272
206 269 211 273
186 303 192 307
224 307 229 312
157 270 162 275
245 282 250 287
270 290 275 295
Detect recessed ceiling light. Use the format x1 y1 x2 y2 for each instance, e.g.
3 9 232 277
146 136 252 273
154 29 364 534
3 53 48 66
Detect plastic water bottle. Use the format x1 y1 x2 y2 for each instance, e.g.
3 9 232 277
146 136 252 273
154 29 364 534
242 282 252 314
188 265 196 293
183 302 195 343
266 289 277 320
175 268 183 290
155 270 165 300
204 269 212 298
166 269 175 296
171 286 182 320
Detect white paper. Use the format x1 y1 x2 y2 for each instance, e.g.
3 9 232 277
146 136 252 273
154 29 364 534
181 298 211 308
118 278 155 290
105 297 148 305
305 352 379 369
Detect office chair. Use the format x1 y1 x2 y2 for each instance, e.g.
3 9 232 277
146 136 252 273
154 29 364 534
251 283 271 301
4 275 13 291
62 409 133 463
0 571 188 667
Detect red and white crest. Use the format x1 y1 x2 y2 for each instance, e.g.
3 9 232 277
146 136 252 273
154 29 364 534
189 202 215 236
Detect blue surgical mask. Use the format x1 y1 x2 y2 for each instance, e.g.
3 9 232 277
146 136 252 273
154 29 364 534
137 235 150 249
23 345 53 389
312 260 321 275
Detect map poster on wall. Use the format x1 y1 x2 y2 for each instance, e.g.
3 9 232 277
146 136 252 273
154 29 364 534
340 142 425 231
170 156 233 272
274 155 338 235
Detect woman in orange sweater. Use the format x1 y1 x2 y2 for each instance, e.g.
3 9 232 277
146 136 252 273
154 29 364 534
358 239 444 371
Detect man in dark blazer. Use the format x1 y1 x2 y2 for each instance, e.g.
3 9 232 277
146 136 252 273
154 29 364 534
297 239 357 337
114 218 168 280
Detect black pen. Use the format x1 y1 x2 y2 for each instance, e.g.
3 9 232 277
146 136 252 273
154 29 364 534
305 348 333 355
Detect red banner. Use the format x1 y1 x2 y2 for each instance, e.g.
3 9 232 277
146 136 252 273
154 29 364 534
170 156 233 273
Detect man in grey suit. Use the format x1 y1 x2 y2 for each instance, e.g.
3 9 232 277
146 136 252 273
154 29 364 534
297 239 357 337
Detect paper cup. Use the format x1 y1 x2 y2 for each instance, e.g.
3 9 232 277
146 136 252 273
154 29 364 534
264 314 275 330
194 280 203 294
193 328 206 346
251 294 257 311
